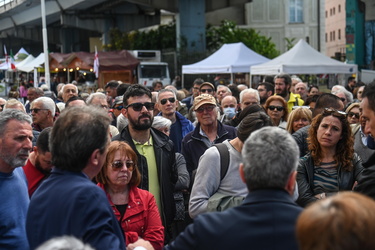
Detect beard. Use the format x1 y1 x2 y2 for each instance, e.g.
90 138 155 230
35 156 52 175
129 114 153 131
276 87 288 98
0 149 29 169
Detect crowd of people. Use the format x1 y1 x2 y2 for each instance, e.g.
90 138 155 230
1 73 375 250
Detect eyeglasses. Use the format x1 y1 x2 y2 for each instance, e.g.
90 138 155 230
348 112 360 119
114 106 123 111
268 105 284 111
125 102 155 111
30 108 49 113
200 89 213 93
160 97 176 105
111 160 135 171
195 105 216 113
0 104 4 109
292 106 311 110
339 97 346 103
323 108 347 118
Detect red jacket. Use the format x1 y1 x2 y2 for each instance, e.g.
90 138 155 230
97 183 164 250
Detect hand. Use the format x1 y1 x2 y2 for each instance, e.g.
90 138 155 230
127 239 154 250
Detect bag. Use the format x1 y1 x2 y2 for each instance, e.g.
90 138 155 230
206 143 245 212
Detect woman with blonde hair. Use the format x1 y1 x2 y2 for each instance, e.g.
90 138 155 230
297 108 363 207
96 141 164 249
345 102 360 125
286 107 312 134
264 95 289 129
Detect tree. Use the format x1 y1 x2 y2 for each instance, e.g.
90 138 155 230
206 20 279 59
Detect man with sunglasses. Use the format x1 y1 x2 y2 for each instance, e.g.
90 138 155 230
30 97 55 132
112 84 177 236
199 82 216 96
181 94 237 180
156 89 194 153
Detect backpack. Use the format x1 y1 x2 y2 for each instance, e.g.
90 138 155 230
206 143 245 212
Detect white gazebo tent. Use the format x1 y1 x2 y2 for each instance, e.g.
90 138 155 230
182 42 270 87
17 53 45 72
250 39 357 75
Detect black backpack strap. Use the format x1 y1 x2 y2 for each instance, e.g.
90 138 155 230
295 97 299 106
214 143 230 181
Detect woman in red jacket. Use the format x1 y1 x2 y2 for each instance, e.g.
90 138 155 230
96 141 164 249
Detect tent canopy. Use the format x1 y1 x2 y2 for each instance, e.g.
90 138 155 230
250 39 357 75
17 53 45 72
182 42 270 74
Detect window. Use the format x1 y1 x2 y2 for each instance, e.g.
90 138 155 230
330 9 332 16
338 5 341 13
333 7 335 15
338 29 341 40
333 31 335 41
289 0 303 23
330 32 332 41
325 33 327 42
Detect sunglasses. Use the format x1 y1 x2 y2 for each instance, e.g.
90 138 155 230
113 106 123 111
323 108 347 118
30 108 49 113
0 104 4 109
125 102 155 111
339 97 346 103
195 105 216 113
268 105 284 111
160 97 176 105
200 89 213 93
111 160 135 171
348 112 360 119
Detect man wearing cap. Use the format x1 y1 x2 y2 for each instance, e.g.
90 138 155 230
110 96 124 127
182 78 204 111
187 82 217 123
181 94 237 180
156 89 194 153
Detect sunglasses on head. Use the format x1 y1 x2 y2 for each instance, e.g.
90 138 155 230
268 105 284 111
348 112 360 119
323 108 347 118
30 108 49 114
160 97 176 105
200 89 213 93
125 102 155 111
111 160 135 171
113 106 123 111
195 105 216 113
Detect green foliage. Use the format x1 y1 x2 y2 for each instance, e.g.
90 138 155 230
206 20 279 59
285 37 296 51
103 23 176 51
104 20 279 59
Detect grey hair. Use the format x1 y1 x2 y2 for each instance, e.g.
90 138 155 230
217 85 232 93
0 109 32 136
239 88 260 104
116 114 128 133
332 87 353 103
4 99 26 112
242 126 299 191
152 116 172 130
61 84 78 95
35 235 94 250
156 89 177 102
32 97 56 117
86 92 106 105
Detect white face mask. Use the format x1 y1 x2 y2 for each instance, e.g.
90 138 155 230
223 107 237 119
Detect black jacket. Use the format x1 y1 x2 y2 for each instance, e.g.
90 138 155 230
297 153 363 207
112 127 177 226
355 153 375 199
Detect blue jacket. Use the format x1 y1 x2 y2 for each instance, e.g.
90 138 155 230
157 111 194 138
181 120 237 175
165 189 302 250
27 168 126 250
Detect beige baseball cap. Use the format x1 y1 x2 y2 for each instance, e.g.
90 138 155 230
193 94 217 111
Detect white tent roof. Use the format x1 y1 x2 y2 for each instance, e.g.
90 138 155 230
250 39 357 75
17 53 45 72
182 42 270 74
15 54 35 68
